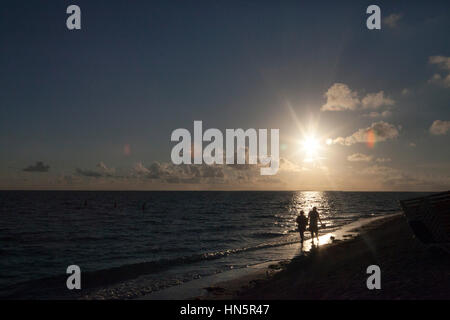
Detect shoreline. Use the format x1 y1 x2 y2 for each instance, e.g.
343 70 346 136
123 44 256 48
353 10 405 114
1 214 393 300
5 211 447 300
139 214 401 300
197 214 450 300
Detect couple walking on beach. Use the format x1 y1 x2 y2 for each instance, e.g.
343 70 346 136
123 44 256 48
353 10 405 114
296 207 323 244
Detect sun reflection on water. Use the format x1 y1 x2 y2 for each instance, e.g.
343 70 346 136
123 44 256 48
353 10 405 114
285 191 337 246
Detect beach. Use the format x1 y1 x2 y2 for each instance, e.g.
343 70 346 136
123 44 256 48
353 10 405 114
197 214 450 300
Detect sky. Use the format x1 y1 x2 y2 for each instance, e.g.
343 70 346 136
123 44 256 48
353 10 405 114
0 0 449 191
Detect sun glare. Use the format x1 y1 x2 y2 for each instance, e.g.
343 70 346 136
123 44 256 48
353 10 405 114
300 136 321 162
302 137 319 154
287 105 332 164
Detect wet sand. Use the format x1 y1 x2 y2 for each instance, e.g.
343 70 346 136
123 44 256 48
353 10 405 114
199 214 450 300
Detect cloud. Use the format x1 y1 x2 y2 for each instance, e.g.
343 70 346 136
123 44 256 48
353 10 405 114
383 13 403 28
429 56 450 71
430 120 450 135
428 56 450 88
363 110 392 118
23 161 50 172
76 162 118 178
330 121 400 146
428 73 450 88
347 153 373 162
321 83 360 111
361 91 395 109
75 168 103 178
97 162 115 175
70 156 309 188
376 157 391 163
279 158 308 172
133 162 150 175
75 161 235 184
401 88 411 96
321 83 395 112
362 165 398 177
360 165 449 190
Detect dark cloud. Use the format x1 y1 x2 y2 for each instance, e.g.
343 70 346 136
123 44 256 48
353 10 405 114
74 161 118 178
75 168 103 178
73 157 292 186
23 161 50 173
142 162 226 184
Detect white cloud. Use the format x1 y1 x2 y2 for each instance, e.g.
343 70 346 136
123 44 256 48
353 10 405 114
321 83 360 111
376 157 391 163
383 13 403 28
363 110 392 118
361 91 395 109
321 83 394 112
430 120 450 135
347 153 373 162
330 121 400 146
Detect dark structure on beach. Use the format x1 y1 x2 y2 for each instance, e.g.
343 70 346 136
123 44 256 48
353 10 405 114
400 191 450 249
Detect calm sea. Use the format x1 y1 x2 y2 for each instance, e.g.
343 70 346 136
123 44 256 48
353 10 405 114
0 191 428 298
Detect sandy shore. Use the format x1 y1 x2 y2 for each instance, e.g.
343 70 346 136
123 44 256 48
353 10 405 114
198 214 450 300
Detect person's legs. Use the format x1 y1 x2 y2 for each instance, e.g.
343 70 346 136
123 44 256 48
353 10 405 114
299 230 304 243
311 227 319 242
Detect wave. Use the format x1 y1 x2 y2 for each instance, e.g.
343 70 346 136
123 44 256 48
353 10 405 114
0 235 304 299
249 232 288 239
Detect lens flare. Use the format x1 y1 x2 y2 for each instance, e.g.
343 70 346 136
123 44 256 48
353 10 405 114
367 129 375 148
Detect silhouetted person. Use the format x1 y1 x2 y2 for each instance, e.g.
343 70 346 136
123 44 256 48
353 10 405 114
84 200 88 207
296 210 308 243
308 207 322 242
114 201 117 209
142 202 146 212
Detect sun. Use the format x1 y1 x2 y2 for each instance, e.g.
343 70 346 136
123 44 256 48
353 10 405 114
300 136 321 162
302 136 319 154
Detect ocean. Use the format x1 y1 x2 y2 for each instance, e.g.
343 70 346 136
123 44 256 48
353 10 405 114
0 191 429 298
